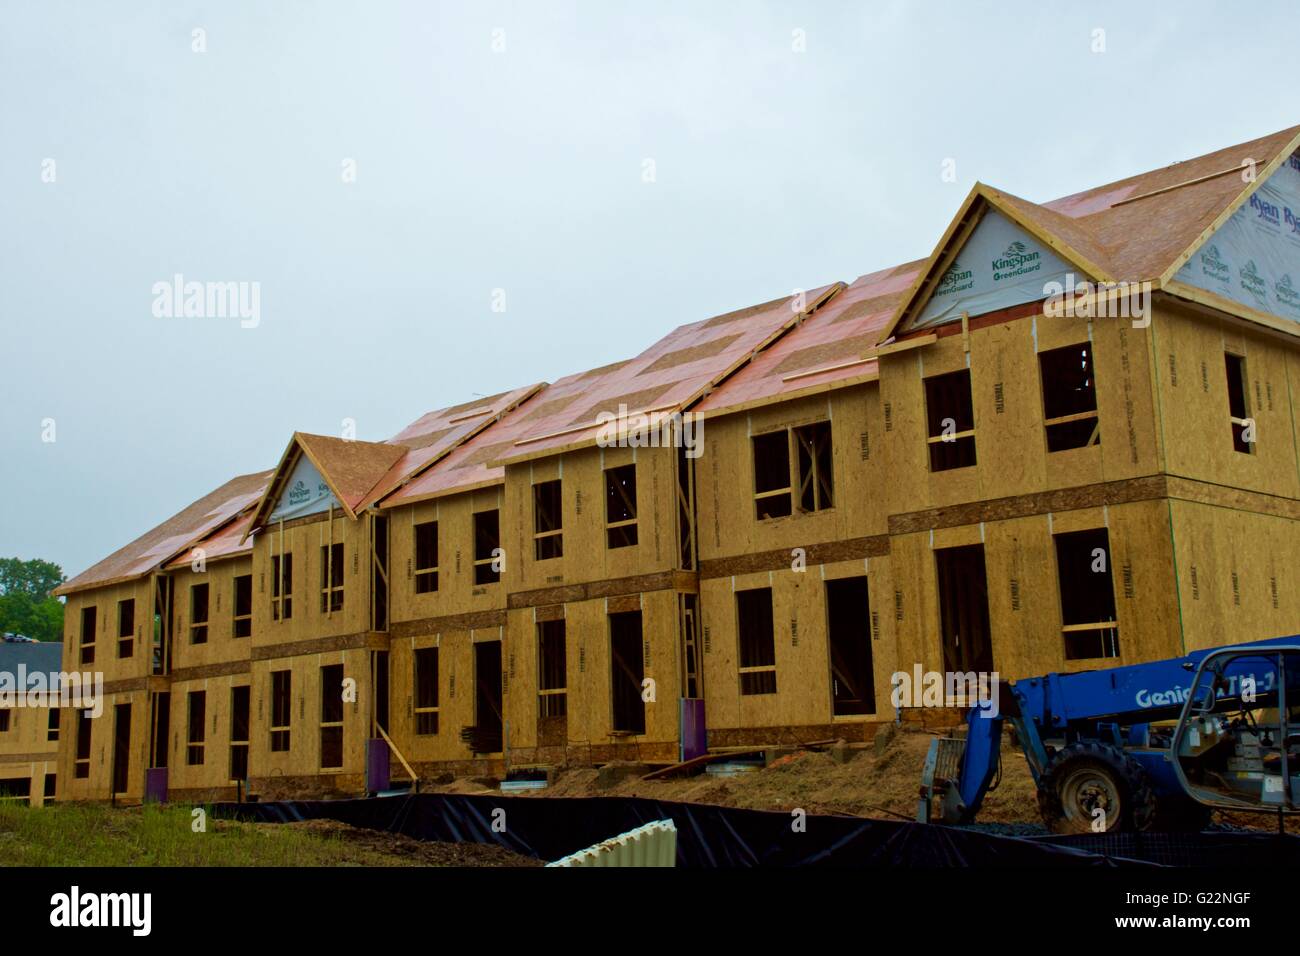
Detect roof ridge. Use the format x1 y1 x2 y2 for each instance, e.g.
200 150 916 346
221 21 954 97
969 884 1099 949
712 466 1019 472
1045 123 1300 214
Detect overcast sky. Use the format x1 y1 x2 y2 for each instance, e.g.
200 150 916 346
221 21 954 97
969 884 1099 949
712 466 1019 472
1 1 1295 581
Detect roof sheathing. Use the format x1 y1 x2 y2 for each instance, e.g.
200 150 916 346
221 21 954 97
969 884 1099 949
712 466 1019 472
304 434 405 508
163 509 256 570
383 285 840 506
494 283 841 466
55 470 272 596
1054 126 1300 286
358 382 544 510
245 385 545 534
695 265 923 417
382 387 580 506
383 359 688 507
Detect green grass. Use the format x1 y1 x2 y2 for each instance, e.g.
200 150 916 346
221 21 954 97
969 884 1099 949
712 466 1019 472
0 802 407 867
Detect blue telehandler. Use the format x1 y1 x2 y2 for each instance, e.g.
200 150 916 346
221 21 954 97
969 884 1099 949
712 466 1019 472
917 635 1300 833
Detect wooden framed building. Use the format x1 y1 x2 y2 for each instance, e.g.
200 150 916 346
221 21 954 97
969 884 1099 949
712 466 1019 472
0 641 62 806
52 124 1300 800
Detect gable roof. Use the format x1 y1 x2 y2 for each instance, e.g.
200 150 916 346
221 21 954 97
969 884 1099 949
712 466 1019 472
55 470 272 596
882 125 1300 342
244 384 546 532
244 432 404 533
883 183 1121 340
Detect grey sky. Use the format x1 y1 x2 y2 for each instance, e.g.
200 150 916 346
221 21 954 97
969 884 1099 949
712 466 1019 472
1 1 1294 580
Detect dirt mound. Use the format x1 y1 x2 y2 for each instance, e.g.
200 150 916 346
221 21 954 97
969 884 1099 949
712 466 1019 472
581 728 1041 822
404 726 1298 835
426 725 1043 823
409 726 1298 835
439 777 497 795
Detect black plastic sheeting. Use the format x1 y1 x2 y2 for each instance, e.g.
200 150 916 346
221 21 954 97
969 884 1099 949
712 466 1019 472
1032 829 1300 868
210 792 1300 867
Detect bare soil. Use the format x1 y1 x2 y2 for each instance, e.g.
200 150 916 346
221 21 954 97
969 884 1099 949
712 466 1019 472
279 818 542 866
430 725 1042 823
424 724 1293 834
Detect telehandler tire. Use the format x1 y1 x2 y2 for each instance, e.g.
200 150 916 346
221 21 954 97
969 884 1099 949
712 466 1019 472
1036 741 1157 834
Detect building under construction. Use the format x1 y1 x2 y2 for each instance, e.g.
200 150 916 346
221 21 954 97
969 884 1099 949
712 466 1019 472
42 124 1300 804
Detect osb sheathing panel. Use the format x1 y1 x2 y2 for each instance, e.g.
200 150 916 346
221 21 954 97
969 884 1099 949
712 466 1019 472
964 311 1162 497
0 758 55 777
699 556 896 734
884 533 935 685
1076 500 1180 668
250 512 373 651
502 590 682 758
504 444 681 596
890 501 1180 684
1048 317 1160 488
1292 349 1300 477
695 264 923 416
165 673 250 794
59 578 156 686
1046 128 1300 283
496 286 839 466
0 688 58 764
246 648 370 784
167 557 255 672
1170 499 1300 653
696 386 889 563
974 319 1047 500
878 311 1162 519
362 382 543 510
56 470 270 597
1152 304 1300 500
55 689 150 804
163 510 255 569
880 335 980 513
388 627 488 766
387 485 507 627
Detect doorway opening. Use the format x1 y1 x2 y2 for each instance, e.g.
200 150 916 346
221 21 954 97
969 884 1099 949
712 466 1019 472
826 576 875 716
934 544 994 676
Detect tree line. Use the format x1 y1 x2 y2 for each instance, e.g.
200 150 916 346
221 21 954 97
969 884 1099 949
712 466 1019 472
0 557 65 642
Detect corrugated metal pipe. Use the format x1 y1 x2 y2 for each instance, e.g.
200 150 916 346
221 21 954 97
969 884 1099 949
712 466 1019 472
545 819 677 867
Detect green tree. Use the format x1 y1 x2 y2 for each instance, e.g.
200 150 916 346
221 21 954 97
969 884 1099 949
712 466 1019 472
0 557 66 642
0 558 64 598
